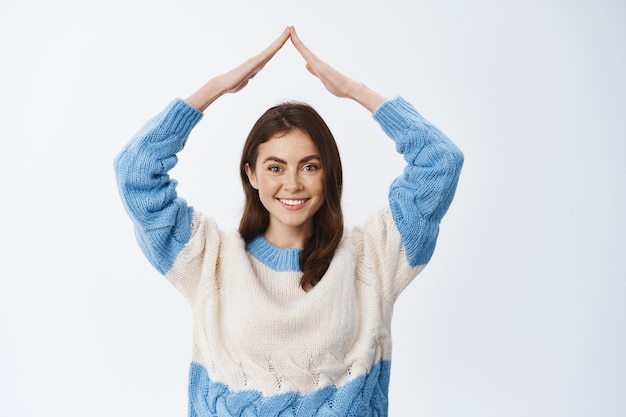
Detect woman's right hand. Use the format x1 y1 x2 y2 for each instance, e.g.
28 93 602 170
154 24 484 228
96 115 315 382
185 26 291 111
218 26 291 94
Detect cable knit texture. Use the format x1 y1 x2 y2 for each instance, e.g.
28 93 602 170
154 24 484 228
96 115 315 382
114 97 463 416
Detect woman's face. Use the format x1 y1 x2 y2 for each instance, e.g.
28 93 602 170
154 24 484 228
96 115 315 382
245 129 325 247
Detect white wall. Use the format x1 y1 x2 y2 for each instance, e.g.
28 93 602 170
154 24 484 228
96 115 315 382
1 0 624 415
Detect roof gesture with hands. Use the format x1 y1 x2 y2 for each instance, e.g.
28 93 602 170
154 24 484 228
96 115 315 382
186 26 386 113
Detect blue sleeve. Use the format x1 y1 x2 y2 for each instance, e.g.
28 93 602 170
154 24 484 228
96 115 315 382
373 97 464 267
114 99 204 274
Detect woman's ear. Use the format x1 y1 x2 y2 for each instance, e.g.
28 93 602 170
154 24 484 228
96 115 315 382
244 163 259 190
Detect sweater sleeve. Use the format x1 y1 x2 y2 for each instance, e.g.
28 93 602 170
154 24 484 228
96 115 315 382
373 97 464 268
114 99 203 275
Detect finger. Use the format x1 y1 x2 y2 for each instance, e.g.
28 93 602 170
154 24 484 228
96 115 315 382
250 26 291 70
289 27 309 57
276 25 292 46
264 26 291 57
289 27 318 63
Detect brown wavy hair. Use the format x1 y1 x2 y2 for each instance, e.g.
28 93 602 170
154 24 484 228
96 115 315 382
239 102 343 290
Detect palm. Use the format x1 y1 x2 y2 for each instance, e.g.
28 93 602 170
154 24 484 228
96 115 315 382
290 28 356 99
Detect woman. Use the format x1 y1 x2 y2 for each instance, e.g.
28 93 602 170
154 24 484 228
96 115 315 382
115 26 463 417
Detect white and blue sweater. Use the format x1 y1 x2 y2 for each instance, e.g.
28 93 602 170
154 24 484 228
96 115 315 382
114 97 463 417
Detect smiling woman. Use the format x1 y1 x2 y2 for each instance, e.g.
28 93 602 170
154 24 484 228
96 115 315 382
245 128 326 248
240 101 343 288
114 26 463 417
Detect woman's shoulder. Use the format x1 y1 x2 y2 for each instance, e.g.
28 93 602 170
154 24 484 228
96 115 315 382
187 210 245 248
340 205 402 268
344 205 397 241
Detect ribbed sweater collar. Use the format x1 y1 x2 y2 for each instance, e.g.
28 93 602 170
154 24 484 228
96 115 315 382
246 235 302 272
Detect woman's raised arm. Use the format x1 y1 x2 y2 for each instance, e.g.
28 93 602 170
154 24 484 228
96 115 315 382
115 28 291 275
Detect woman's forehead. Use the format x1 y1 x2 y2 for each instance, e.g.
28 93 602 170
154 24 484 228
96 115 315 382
258 129 320 161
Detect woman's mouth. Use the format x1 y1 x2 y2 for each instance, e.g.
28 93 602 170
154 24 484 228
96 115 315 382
278 198 308 207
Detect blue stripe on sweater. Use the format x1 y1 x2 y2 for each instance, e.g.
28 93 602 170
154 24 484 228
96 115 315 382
246 235 302 272
114 99 203 274
188 360 390 417
373 97 463 267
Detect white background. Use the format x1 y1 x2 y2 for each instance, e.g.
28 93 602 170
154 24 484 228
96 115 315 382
1 0 624 416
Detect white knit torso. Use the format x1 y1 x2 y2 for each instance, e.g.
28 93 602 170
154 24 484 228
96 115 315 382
166 208 423 396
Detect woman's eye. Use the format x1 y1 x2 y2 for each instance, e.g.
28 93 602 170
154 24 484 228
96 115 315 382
268 165 281 173
303 164 319 172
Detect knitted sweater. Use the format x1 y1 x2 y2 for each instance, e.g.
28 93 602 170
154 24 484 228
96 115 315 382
114 97 463 417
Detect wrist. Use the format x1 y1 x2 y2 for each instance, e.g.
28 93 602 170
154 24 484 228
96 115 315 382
348 82 386 113
184 77 226 112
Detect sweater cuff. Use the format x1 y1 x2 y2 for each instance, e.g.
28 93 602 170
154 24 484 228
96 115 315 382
372 96 425 154
153 98 204 140
372 96 422 131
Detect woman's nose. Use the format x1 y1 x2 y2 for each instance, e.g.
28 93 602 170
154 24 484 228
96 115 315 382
283 171 303 192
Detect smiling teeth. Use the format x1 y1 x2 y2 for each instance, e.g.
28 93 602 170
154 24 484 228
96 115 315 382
280 199 306 206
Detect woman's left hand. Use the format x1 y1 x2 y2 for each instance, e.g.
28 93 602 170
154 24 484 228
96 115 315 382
289 27 386 111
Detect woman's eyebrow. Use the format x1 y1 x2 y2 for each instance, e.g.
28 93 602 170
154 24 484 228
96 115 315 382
262 155 320 164
262 156 287 164
299 155 321 163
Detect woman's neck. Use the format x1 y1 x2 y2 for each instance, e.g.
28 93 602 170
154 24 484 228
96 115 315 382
263 224 312 249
